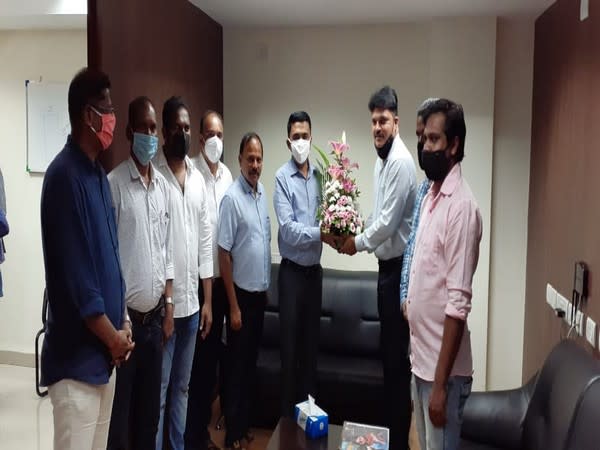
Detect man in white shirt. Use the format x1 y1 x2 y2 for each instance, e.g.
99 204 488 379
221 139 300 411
340 86 417 450
186 110 233 450
107 96 174 450
154 96 213 450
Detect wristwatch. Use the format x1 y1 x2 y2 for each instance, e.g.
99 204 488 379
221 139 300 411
165 296 174 306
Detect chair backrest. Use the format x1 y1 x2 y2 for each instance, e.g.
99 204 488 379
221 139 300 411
522 339 600 450
262 264 380 358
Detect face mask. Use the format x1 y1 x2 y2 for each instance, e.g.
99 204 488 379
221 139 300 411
132 132 158 166
204 136 223 164
376 135 394 160
89 106 116 150
170 131 190 159
417 141 425 171
421 149 451 182
290 138 310 165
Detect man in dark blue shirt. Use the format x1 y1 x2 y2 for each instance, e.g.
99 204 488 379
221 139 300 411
40 67 134 450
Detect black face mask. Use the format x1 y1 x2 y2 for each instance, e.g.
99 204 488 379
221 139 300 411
376 135 394 160
417 141 425 171
170 132 190 159
421 149 451 182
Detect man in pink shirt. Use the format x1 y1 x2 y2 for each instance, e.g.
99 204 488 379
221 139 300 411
406 98 482 450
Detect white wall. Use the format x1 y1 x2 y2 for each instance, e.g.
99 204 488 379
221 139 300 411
487 18 534 389
223 18 497 389
0 30 86 362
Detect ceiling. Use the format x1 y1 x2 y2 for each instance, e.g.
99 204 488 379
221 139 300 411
189 0 556 27
0 0 556 30
0 0 85 30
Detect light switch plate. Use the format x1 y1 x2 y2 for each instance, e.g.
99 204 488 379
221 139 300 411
557 293 570 324
581 0 589 21
576 311 584 335
586 317 597 348
546 283 557 308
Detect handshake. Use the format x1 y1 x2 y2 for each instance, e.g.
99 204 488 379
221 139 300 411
320 232 357 256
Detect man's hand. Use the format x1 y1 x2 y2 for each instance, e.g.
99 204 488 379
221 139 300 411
162 304 175 344
109 329 135 367
321 231 339 250
230 304 242 331
117 321 134 366
339 235 357 255
428 383 448 427
200 302 213 340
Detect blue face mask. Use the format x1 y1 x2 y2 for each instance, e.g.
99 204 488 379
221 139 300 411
132 132 159 166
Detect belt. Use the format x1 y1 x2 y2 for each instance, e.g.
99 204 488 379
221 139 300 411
281 258 321 274
128 298 164 326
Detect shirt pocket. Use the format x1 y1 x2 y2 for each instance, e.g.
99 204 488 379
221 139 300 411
150 202 169 248
422 234 443 276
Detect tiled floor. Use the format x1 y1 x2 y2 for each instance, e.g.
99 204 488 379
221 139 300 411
0 364 53 450
0 364 418 450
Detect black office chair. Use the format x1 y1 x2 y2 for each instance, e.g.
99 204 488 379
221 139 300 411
35 288 48 397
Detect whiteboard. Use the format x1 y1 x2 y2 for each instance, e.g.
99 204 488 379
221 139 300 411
26 81 71 173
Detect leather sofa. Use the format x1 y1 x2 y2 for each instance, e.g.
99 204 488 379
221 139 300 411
460 339 600 450
253 263 385 427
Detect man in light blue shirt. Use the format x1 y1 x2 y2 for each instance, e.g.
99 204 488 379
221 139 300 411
273 111 334 418
218 132 271 450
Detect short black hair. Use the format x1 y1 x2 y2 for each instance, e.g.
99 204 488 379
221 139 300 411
417 97 439 121
287 111 311 137
200 109 223 134
239 132 263 156
128 96 153 129
368 86 398 115
426 98 466 162
162 96 189 132
68 67 111 125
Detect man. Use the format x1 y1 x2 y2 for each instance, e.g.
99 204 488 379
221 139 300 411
219 132 271 450
340 86 416 450
400 99 437 315
407 98 482 450
186 110 233 450
154 96 213 450
107 96 174 450
273 111 334 418
40 67 134 450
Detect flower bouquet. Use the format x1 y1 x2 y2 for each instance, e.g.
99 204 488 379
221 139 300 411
314 132 364 236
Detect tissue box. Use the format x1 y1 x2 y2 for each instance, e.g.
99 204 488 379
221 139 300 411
294 400 329 439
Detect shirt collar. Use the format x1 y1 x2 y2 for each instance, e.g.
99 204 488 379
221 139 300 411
155 148 194 174
196 153 223 180
126 156 156 183
238 174 262 196
66 135 102 173
440 163 462 196
287 157 315 180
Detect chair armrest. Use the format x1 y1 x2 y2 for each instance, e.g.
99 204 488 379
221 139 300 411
461 375 537 449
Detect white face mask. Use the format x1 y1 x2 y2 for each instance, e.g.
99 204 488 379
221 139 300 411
204 136 223 164
290 138 311 165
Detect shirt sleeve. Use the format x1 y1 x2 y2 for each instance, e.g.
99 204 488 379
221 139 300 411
355 158 415 253
273 172 320 247
42 173 105 318
197 178 214 279
218 194 237 252
444 198 483 321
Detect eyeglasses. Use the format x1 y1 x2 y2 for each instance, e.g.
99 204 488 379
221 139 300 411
88 104 115 116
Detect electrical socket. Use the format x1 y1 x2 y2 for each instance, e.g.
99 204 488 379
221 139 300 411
576 311 584 336
556 293 570 324
546 283 557 308
586 317 597 348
